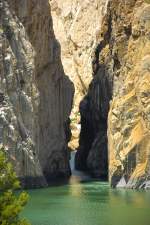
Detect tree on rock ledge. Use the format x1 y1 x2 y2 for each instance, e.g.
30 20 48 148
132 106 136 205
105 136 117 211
0 147 31 225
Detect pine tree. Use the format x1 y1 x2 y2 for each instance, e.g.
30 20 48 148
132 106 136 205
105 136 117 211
0 147 31 225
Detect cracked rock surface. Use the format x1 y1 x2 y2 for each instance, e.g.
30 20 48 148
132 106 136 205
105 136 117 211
1 0 74 188
50 0 108 149
76 0 150 189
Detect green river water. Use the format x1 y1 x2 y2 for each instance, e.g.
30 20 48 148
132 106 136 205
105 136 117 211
22 153 150 225
22 180 150 225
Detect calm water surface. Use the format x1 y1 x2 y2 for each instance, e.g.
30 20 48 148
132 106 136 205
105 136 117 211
22 153 150 225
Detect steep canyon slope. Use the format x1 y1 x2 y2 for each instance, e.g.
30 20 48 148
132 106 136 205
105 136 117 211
50 0 108 149
1 0 74 188
76 0 150 189
1 0 150 190
108 0 150 189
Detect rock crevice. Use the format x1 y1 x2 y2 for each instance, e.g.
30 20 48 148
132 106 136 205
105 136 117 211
76 0 150 189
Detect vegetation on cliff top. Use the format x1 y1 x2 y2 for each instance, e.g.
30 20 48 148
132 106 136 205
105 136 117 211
0 147 31 225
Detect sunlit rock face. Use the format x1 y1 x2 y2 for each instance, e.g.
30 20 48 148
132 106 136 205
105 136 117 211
50 0 108 149
108 0 150 189
1 0 74 187
76 0 150 188
2 0 150 190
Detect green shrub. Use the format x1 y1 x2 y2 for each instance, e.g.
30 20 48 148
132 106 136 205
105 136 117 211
0 147 31 225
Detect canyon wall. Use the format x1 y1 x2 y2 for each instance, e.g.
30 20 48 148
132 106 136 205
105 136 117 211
75 0 112 179
1 0 74 188
76 0 150 188
1 0 150 189
50 0 108 149
108 0 150 189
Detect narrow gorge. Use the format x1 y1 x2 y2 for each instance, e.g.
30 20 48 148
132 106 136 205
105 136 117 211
1 0 150 191
75 0 150 189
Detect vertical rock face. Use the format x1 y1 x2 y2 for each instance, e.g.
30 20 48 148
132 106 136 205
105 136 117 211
1 0 74 187
50 0 108 149
1 1 47 188
76 0 150 188
1 0 150 190
75 0 112 179
108 0 150 189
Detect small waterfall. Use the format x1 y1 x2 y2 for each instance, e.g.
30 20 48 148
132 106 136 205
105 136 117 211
70 151 76 171
69 151 91 183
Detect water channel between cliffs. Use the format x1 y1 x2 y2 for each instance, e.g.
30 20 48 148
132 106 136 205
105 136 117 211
22 152 150 225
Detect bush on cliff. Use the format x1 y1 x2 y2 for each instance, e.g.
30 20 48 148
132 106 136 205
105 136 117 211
0 147 31 225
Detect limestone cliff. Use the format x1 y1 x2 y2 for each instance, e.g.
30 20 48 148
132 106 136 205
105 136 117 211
1 0 74 187
50 0 108 149
1 0 150 190
76 0 150 188
108 0 150 189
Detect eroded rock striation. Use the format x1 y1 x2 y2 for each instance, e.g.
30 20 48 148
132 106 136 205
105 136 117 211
50 0 108 149
1 0 150 190
1 0 74 188
108 0 150 189
76 0 150 188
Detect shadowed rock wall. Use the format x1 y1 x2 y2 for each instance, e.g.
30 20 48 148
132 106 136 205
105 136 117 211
50 0 109 149
76 0 150 189
2 0 150 190
1 0 74 187
75 1 113 179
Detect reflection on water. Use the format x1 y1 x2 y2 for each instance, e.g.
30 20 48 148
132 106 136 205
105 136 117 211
69 151 91 184
22 152 150 225
22 182 150 225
